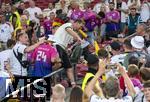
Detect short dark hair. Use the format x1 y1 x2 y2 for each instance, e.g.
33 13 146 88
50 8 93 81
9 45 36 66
74 19 84 24
143 80 150 88
128 56 139 66
140 68 150 81
98 49 109 59
7 39 16 48
124 39 132 49
109 2 115 5
110 41 121 51
87 54 99 67
145 60 150 68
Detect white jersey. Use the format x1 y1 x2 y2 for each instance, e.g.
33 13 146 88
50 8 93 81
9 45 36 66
10 42 27 76
54 23 74 49
0 22 14 43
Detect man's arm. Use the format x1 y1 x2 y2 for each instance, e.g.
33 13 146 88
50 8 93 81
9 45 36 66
51 57 62 70
65 27 82 42
24 39 45 53
85 60 106 98
117 64 136 97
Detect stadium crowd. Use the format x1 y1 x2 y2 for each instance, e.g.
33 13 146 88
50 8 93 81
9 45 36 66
0 0 150 101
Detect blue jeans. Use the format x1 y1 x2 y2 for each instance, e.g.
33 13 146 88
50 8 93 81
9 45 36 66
87 31 95 46
100 24 106 37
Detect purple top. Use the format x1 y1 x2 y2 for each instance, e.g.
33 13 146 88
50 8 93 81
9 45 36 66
105 10 120 32
70 9 84 21
131 78 143 89
43 19 53 32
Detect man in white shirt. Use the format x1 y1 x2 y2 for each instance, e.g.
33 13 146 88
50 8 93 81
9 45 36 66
10 30 45 76
0 13 14 51
0 39 15 75
85 62 135 102
54 19 83 87
26 0 43 37
93 0 109 14
8 30 45 99
140 0 150 23
26 0 43 24
43 2 57 18
115 0 128 34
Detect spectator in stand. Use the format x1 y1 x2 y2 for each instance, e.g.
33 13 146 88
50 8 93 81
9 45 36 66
0 39 16 79
67 0 83 21
122 39 143 69
43 12 56 37
53 19 84 87
93 0 109 14
127 36 150 68
115 0 128 35
110 41 126 65
10 5 21 29
85 62 135 102
105 2 120 40
133 68 150 102
70 4 83 21
147 18 150 26
8 29 45 99
13 15 29 40
83 2 97 45
69 86 83 102
67 0 77 18
31 36 61 99
18 1 26 15
4 3 12 22
26 0 43 37
51 84 66 102
43 2 57 18
0 13 14 51
127 0 141 10
31 36 61 77
82 54 103 102
1 3 6 13
125 7 142 36
140 0 150 23
59 0 68 14
97 4 107 42
128 64 143 90
9 29 45 76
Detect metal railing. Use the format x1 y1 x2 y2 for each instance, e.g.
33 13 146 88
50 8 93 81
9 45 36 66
1 68 64 102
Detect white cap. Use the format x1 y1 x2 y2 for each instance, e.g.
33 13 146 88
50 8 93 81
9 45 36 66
48 35 56 42
131 36 144 49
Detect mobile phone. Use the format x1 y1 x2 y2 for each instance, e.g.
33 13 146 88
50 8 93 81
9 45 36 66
106 64 117 69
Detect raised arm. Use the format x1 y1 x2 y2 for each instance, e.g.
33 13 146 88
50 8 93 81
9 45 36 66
117 64 136 97
85 60 106 98
24 39 46 53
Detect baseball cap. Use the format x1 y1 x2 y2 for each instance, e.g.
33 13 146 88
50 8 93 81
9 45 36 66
48 35 56 42
86 54 99 65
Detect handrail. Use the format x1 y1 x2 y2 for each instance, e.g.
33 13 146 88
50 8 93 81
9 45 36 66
1 68 64 101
